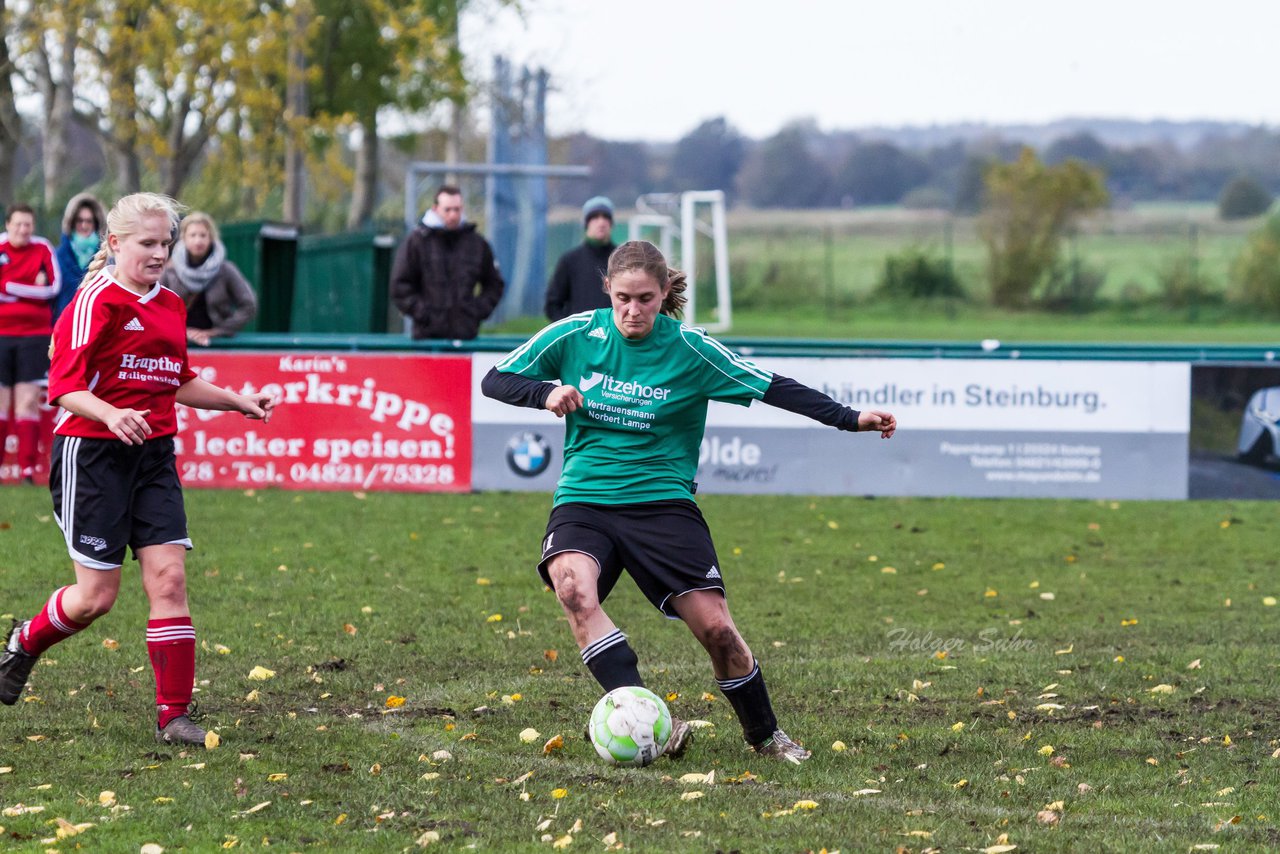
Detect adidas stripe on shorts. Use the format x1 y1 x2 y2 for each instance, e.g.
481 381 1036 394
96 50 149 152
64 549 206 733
538 499 725 618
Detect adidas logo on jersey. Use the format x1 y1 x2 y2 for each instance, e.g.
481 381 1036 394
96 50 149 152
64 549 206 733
123 317 145 331
588 327 606 340
706 565 721 579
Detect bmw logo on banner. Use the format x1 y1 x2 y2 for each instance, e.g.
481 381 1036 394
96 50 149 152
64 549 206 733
506 431 552 477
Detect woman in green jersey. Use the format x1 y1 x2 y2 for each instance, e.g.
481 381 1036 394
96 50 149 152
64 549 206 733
482 240 896 763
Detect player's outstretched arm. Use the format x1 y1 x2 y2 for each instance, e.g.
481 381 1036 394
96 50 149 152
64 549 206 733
762 374 896 438
176 378 278 423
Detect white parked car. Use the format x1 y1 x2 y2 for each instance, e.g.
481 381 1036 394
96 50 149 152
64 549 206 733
1237 386 1280 465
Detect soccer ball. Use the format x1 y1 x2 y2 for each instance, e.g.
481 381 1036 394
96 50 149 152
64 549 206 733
588 686 673 767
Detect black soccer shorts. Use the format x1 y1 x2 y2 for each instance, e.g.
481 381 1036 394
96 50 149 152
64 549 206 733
538 499 726 618
0 335 50 386
50 434 191 569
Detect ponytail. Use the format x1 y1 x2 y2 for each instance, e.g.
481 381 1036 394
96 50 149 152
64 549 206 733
85 244 110 277
661 269 687 318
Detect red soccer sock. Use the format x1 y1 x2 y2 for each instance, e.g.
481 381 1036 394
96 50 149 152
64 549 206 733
21 586 90 655
0 416 10 469
147 617 197 728
15 416 40 478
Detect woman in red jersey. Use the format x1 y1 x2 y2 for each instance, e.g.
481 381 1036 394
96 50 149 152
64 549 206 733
0 193 277 746
0 203 61 482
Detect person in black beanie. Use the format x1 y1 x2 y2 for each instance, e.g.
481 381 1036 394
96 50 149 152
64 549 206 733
544 196 616 321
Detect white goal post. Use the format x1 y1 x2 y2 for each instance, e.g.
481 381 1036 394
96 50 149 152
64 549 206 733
630 190 732 333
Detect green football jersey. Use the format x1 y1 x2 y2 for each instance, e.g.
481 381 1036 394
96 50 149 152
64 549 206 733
495 310 773 505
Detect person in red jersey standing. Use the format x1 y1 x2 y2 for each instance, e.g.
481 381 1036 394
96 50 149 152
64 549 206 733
0 193 278 746
0 203 61 483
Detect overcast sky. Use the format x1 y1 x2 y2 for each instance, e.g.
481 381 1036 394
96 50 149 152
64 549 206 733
459 0 1280 141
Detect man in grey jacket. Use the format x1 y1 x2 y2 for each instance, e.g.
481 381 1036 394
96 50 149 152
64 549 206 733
391 186 505 340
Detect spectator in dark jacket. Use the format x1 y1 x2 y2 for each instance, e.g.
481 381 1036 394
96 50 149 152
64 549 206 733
391 185 505 340
544 196 616 321
158 211 257 346
52 193 107 324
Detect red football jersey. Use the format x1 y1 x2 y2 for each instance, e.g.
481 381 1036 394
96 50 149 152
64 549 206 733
49 270 197 440
0 234 61 336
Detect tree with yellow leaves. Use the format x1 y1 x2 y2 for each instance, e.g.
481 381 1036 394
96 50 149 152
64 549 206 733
979 147 1109 308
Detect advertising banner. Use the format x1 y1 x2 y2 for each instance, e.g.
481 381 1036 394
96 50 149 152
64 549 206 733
471 354 1190 499
177 352 471 492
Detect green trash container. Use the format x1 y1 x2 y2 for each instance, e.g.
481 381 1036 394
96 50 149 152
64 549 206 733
219 221 265 331
258 224 300 333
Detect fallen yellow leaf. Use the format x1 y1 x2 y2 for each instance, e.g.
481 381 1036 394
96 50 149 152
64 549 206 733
680 791 704 801
343 623 358 635
542 735 565 755
831 740 847 752
793 800 818 810
247 666 275 681
1038 745 1054 756
519 728 541 744
205 731 221 750
1148 684 1176 695
102 638 119 650
551 788 568 799
385 696 406 708
486 614 503 623
267 773 288 782
951 721 966 732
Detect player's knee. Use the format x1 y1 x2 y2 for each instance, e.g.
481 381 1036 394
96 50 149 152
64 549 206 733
147 564 189 606
548 558 596 615
78 589 117 621
554 576 593 616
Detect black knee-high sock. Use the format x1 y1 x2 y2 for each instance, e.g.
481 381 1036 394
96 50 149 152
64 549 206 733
581 629 643 691
717 660 777 745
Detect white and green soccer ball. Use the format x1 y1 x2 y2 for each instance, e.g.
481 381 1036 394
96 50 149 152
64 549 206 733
588 686 673 767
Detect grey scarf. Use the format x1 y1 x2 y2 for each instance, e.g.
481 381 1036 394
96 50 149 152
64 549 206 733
170 240 226 294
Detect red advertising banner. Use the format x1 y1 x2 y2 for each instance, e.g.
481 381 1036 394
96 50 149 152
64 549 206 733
175 352 471 492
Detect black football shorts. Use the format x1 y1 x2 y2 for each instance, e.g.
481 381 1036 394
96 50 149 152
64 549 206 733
538 499 726 618
50 434 191 569
0 335 50 385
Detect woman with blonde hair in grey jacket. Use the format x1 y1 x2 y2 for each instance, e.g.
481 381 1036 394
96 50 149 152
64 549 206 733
159 212 257 346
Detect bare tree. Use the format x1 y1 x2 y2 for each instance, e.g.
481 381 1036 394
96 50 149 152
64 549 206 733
31 7 78 208
283 0 311 224
0 0 23 204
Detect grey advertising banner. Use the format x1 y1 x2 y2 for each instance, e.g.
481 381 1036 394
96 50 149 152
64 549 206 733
472 355 1191 500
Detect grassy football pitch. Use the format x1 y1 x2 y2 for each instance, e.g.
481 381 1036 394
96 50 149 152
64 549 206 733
1 488 1276 852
